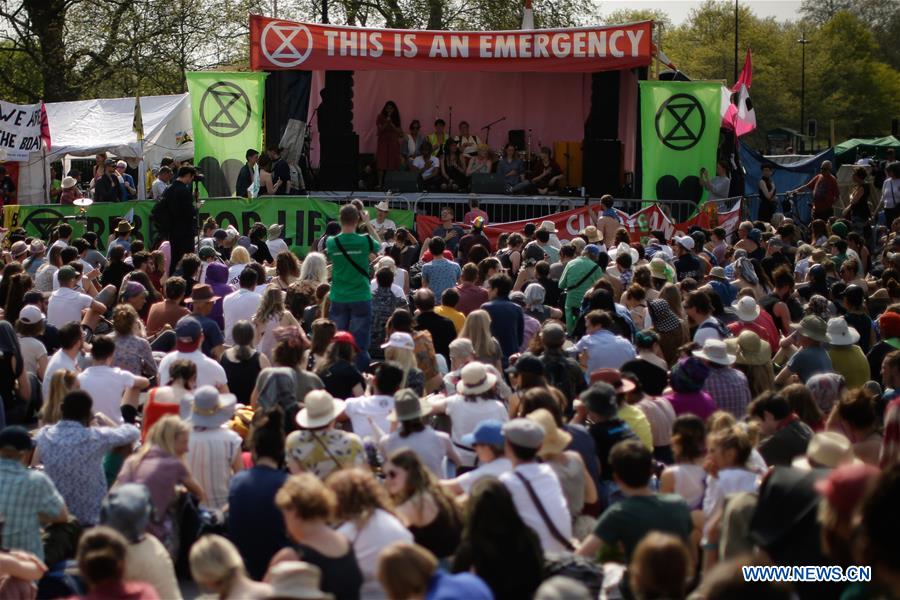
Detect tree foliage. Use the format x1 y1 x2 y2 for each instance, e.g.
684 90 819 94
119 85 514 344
661 1 900 145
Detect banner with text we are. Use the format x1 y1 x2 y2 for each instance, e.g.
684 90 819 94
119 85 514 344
0 100 51 161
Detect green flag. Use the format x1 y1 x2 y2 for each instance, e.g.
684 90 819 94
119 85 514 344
187 71 267 198
640 81 721 202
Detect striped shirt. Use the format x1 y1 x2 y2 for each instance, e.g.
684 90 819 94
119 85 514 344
187 426 242 510
0 458 66 560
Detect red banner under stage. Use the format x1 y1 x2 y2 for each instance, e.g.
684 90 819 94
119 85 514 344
415 202 742 247
250 15 653 73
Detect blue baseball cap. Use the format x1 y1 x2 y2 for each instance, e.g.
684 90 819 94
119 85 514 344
175 316 202 342
461 419 505 447
584 244 601 257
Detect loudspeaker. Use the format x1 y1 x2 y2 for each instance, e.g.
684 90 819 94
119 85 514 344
319 133 359 190
508 130 525 151
807 119 817 138
471 173 507 194
383 171 419 193
582 139 622 196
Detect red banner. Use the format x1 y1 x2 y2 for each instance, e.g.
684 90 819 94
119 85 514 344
250 15 652 73
415 202 741 246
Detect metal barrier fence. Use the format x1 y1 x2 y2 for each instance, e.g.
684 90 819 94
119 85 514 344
308 190 740 227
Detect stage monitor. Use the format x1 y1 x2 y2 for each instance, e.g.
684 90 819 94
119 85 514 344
384 171 419 193
471 173 507 194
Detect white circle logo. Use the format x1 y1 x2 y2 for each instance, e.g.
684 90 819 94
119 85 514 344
261 21 314 68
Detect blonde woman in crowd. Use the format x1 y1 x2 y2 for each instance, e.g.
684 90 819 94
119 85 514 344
190 534 272 599
458 310 502 370
40 369 78 426
254 286 301 361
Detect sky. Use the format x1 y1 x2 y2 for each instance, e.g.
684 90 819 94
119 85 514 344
599 0 804 24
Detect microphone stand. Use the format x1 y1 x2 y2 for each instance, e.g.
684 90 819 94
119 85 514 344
480 116 506 147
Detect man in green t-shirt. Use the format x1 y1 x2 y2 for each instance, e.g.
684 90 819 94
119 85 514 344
576 439 695 563
326 204 378 370
558 244 603 333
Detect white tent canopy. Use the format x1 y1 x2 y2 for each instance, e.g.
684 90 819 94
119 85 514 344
17 93 194 204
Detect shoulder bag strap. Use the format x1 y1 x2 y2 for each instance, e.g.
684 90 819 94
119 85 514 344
565 263 600 292
311 432 345 470
333 236 371 279
514 471 575 551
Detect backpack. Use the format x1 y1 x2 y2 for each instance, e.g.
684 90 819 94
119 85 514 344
698 318 732 339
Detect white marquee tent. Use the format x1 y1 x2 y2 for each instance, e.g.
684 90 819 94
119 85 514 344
16 93 194 204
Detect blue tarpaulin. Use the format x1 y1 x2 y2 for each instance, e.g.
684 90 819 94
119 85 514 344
739 145 835 223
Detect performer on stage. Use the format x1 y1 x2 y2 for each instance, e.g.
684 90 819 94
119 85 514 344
428 119 449 158
441 139 468 192
465 144 494 179
401 120 426 165
376 101 404 188
456 121 482 166
497 143 525 190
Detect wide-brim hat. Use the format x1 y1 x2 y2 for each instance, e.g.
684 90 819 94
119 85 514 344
726 331 772 366
589 368 636 393
527 408 572 457
692 339 737 366
375 201 390 212
187 387 237 429
185 283 221 304
826 317 861 346
61 176 77 189
792 431 860 470
115 221 133 234
581 225 602 243
791 315 829 343
709 266 728 281
456 362 498 396
268 223 284 240
649 257 674 282
297 390 346 429
731 297 761 322
389 389 430 422
10 241 28 258
266 561 331 600
609 242 639 265
539 220 558 234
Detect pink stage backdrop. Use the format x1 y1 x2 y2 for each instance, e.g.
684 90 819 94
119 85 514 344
308 70 589 164
308 70 637 175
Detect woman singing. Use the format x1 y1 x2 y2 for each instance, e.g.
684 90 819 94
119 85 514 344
376 101 404 189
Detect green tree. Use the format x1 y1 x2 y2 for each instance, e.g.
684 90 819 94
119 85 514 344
804 11 900 139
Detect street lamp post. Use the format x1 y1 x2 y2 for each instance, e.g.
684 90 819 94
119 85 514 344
798 35 810 136
734 0 739 83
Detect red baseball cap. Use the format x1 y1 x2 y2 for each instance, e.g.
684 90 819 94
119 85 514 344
332 330 360 352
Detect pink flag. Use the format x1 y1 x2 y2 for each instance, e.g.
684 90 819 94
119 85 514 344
722 49 756 137
39 102 51 151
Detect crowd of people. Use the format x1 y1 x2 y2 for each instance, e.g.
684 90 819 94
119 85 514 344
1 181 900 600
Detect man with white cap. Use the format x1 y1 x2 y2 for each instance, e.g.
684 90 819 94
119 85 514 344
727 295 780 352
826 317 870 390
693 339 751 419
372 201 396 236
499 418 573 552
672 235 701 281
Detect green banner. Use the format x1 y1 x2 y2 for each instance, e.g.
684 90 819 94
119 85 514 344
186 71 267 198
2 198 414 256
640 81 721 202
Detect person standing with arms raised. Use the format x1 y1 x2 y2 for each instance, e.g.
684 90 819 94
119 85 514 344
152 166 198 275
327 204 379 371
